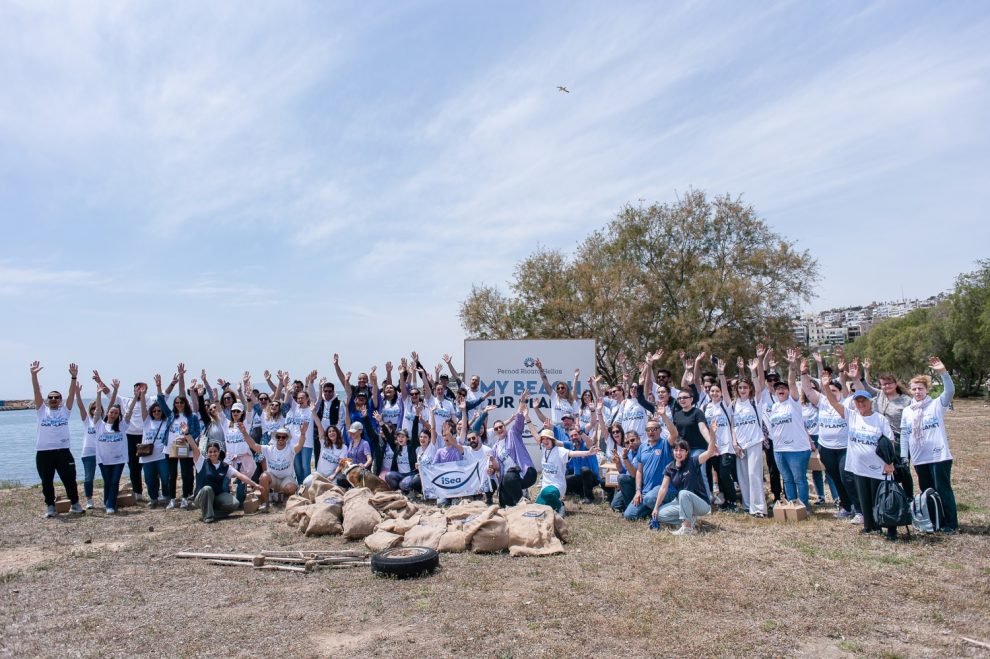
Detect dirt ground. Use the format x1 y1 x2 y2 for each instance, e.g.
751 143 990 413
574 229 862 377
1 401 988 658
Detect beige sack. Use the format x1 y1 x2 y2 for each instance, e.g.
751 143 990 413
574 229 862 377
297 508 312 534
365 530 404 552
285 495 313 528
342 487 382 540
301 473 337 502
437 529 469 553
305 494 345 536
504 504 565 556
403 524 447 550
377 515 421 536
468 508 510 554
553 511 569 543
445 500 490 522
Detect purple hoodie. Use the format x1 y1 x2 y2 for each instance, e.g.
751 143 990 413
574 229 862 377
497 412 535 473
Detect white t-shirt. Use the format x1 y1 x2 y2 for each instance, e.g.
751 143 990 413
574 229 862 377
284 402 314 449
400 396 429 435
900 398 953 466
262 442 297 480
844 398 892 479
731 398 763 450
539 445 570 495
82 417 98 458
416 443 436 467
617 398 647 440
36 405 71 451
817 397 848 450
430 398 456 430
167 413 192 457
379 397 402 429
139 417 168 464
116 395 150 435
577 405 595 434
465 387 485 404
316 445 346 477
801 402 820 436
220 421 252 457
704 400 733 455
549 392 576 425
193 455 243 481
768 397 810 452
493 439 516 475
95 419 128 465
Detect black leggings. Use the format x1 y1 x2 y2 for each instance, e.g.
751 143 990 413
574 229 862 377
36 449 79 505
853 475 895 534
498 467 537 507
565 467 596 500
764 441 782 501
167 457 195 499
126 433 144 494
915 460 958 530
716 454 738 507
818 447 855 512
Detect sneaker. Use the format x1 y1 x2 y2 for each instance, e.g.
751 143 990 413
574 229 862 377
166 499 177 510
70 503 85 514
106 507 116 515
258 502 269 512
672 525 695 536
713 492 726 506
179 498 190 510
751 512 767 519
45 505 57 518
134 492 145 502
558 503 566 518
834 509 854 519
147 500 159 509
204 517 215 524
814 497 826 506
850 513 864 525
85 499 94 510
940 528 957 535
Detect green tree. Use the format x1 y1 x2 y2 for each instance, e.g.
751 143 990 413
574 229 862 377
459 190 819 381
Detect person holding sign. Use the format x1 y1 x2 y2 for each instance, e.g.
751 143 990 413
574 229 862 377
534 426 599 515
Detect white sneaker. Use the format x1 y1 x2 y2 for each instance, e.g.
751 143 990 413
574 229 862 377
106 507 116 515
45 505 57 518
179 498 190 510
134 492 145 502
158 496 169 504
672 525 696 536
70 503 85 514
258 502 269 512
166 499 177 510
85 499 94 510
850 513 864 524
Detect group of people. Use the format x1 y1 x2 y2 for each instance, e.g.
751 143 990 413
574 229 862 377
28 345 960 538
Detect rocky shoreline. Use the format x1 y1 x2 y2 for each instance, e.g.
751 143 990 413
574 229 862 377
0 400 33 411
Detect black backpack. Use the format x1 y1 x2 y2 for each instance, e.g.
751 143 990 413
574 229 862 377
873 477 912 529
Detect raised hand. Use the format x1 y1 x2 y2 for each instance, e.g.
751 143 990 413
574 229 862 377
836 359 846 373
928 356 946 372
385 361 393 372
736 356 745 372
747 358 760 372
755 343 766 358
786 348 799 365
154 374 162 388
863 358 872 371
695 352 706 365
800 359 808 375
111 378 120 390
177 362 187 375
812 351 822 363
442 354 452 364
715 358 725 374
68 363 78 378
534 358 543 370
92 369 102 383
434 363 442 378
483 404 497 414
170 373 179 386
574 368 580 379
372 410 383 424
30 361 43 375
410 351 419 363
332 354 339 365
370 366 377 376
344 371 352 384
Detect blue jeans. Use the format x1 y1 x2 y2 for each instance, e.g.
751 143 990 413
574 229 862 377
624 483 676 520
293 447 313 484
774 450 811 509
99 463 125 510
82 456 97 499
142 459 170 500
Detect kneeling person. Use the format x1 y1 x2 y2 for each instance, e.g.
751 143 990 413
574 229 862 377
184 424 262 523
258 426 306 508
534 428 598 515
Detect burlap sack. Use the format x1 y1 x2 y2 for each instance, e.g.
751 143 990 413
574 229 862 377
369 492 407 512
444 500 490 522
365 530 403 552
437 529 469 553
376 515 421 536
461 505 500 543
553 512 569 543
418 510 449 528
297 508 312 534
342 487 382 540
402 524 446 550
304 493 345 536
503 504 564 557
301 473 338 502
285 495 313 528
464 506 510 554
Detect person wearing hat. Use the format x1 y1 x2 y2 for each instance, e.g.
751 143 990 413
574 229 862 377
765 349 817 510
533 422 599 515
217 400 258 504
182 423 263 523
820 375 898 540
254 426 306 509
335 421 373 489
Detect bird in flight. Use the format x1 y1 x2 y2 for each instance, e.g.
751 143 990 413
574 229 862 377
557 86 570 93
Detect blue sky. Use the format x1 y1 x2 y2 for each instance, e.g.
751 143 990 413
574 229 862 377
1 0 988 397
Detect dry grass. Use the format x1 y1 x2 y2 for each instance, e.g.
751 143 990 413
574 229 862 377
1 401 989 658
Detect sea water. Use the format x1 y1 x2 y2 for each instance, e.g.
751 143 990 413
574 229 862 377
0 408 90 485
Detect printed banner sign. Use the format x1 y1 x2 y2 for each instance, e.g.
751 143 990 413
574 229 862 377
420 459 485 499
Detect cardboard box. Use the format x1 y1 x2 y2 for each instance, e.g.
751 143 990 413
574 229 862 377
772 501 809 523
117 492 136 507
54 498 72 514
808 454 825 472
242 495 261 514
600 466 619 489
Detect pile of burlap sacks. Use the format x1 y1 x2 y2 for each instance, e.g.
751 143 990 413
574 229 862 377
285 473 568 556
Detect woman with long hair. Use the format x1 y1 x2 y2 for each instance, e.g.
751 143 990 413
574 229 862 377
729 358 767 518
800 367 857 520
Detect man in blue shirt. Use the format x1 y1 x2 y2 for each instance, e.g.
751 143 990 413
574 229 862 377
562 419 600 504
624 419 677 520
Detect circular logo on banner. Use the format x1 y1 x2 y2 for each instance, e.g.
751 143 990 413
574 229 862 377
523 357 536 368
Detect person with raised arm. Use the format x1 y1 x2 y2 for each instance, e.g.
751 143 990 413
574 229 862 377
671 361 715 495
534 358 579 425
92 370 149 502
127 384 170 508
800 362 857 519
623 406 679 521
75 379 99 509
335 421 374 489
651 416 719 535
216 396 258 504
819 368 898 540
30 362 84 517
703 359 738 512
157 364 200 510
182 422 262 523
252 426 306 510
95 378 127 513
766 349 816 510
491 391 538 507
900 356 958 533
730 356 768 517
533 423 599 516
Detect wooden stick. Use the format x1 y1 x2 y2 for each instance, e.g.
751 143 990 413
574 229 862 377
176 552 258 561
206 559 255 567
960 637 990 651
254 563 310 573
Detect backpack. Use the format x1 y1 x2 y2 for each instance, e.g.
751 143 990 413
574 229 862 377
911 487 944 533
873 478 912 529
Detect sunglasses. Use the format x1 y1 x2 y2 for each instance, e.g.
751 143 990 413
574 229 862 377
47 395 62 400
493 425 505 431
646 427 660 432
677 396 691 401
259 397 270 402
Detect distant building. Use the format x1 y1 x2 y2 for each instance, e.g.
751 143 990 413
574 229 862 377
793 293 946 348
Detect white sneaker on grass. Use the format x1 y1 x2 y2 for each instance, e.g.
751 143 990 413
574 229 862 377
850 513 864 524
672 525 696 536
106 507 116 515
70 503 85 514
85 499 94 510
166 499 177 510
179 498 190 510
45 505 57 518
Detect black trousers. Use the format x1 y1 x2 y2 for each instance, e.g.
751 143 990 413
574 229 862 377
36 449 79 505
853 475 895 534
498 466 537 507
818 447 856 512
764 440 782 501
126 433 144 494
167 456 195 499
565 467 596 500
915 460 958 530
717 454 738 507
